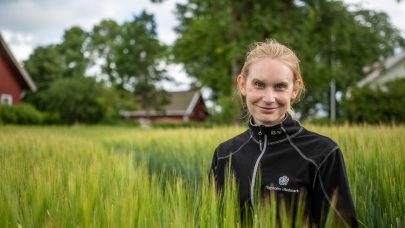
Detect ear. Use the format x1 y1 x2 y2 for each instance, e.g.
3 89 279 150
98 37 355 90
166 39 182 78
237 74 247 96
291 79 302 101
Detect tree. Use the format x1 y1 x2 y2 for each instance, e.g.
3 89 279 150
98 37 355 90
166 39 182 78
24 26 91 84
44 77 116 124
57 26 90 78
23 25 133 124
24 45 64 90
88 19 121 85
117 11 169 111
23 45 65 110
89 11 169 112
23 26 91 113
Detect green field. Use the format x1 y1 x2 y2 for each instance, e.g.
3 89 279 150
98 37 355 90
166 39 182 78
0 125 404 227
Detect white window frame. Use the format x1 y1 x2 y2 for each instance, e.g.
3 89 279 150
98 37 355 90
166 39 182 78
1 94 13 106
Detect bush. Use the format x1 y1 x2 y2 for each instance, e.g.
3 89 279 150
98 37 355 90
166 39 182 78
42 112 62 125
44 77 116 124
14 103 44 124
0 103 43 124
208 93 245 125
0 105 17 124
344 78 405 124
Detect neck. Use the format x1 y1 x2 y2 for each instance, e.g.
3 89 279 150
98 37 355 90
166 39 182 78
248 114 302 144
250 114 287 127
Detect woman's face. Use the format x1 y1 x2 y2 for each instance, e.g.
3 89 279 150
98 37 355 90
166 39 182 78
237 58 299 125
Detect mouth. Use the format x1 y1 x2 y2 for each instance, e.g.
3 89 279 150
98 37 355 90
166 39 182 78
257 105 278 112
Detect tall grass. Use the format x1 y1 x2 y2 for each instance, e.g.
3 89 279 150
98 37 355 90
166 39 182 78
0 125 404 227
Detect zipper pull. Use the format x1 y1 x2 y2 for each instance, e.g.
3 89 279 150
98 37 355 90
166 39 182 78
258 129 263 150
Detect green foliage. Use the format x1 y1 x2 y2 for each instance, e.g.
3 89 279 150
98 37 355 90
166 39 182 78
12 103 44 124
208 92 244 124
24 26 90 85
43 77 117 124
88 11 169 111
87 19 121 82
0 105 17 124
344 78 405 124
58 26 90 78
23 45 65 111
23 27 92 113
0 103 43 124
41 112 62 125
24 45 64 91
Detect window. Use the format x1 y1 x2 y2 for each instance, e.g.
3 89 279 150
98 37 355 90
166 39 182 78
1 94 13 106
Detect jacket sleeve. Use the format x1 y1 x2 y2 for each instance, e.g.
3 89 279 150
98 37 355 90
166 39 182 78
209 147 225 192
311 147 358 227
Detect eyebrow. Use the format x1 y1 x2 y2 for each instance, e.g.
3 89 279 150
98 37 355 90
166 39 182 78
251 78 290 84
275 82 289 85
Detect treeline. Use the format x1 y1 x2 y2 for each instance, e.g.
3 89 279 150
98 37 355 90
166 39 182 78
5 0 405 125
19 11 167 124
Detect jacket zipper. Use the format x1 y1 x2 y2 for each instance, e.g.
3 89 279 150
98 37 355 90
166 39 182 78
250 129 268 208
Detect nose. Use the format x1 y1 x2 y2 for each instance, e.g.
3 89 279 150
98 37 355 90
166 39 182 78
262 89 276 103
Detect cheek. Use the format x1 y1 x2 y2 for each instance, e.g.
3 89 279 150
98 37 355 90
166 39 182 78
278 91 293 104
285 86 296 100
245 87 262 101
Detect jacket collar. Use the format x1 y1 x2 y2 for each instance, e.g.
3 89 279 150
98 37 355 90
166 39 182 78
249 113 302 144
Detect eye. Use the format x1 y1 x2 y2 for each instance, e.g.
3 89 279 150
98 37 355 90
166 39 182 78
254 81 265 89
275 83 288 91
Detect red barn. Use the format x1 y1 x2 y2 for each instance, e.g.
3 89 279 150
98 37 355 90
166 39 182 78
0 34 36 105
120 89 209 123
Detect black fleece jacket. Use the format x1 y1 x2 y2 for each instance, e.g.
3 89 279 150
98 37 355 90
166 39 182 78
210 114 358 227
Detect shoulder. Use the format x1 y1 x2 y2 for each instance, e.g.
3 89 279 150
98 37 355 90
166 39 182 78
214 129 252 159
294 127 341 165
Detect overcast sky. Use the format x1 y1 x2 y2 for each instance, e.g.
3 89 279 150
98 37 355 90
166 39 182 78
1 0 404 90
0 0 187 60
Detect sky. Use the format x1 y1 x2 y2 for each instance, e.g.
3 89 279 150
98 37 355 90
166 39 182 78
1 0 405 90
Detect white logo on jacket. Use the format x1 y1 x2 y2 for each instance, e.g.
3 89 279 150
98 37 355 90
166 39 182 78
279 176 289 185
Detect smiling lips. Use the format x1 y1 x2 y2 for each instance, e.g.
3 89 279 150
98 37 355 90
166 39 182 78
257 105 278 112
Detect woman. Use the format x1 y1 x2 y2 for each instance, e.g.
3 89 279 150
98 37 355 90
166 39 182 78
210 40 358 227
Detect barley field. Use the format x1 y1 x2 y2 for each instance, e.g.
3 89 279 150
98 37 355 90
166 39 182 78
0 125 404 227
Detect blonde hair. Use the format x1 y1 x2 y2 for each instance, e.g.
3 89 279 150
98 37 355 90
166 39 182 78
238 39 305 114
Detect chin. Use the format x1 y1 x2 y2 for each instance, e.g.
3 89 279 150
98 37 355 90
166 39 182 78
255 113 285 125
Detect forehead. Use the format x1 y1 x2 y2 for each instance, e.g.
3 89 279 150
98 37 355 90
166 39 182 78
247 58 294 82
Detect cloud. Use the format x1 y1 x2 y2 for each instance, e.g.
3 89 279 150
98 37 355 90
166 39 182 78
345 0 405 35
0 0 184 61
1 29 35 60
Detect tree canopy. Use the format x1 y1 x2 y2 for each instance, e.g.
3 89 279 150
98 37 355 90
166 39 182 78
89 10 169 111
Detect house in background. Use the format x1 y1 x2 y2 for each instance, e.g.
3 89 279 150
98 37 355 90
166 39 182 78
357 52 405 89
0 34 36 105
120 89 209 123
